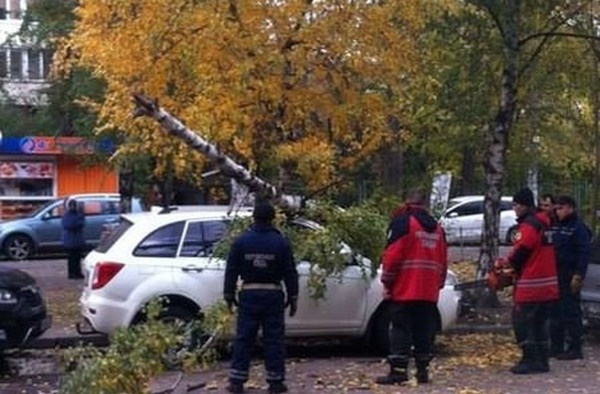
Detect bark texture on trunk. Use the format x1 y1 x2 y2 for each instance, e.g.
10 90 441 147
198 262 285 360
479 0 519 278
132 93 302 210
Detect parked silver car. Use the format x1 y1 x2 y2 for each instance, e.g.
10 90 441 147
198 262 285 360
0 193 144 260
582 238 600 327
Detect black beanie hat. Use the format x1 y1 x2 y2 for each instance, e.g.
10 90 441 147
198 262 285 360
513 187 535 207
253 201 275 222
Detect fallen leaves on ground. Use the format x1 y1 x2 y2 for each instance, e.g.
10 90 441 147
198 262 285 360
45 288 80 329
438 333 519 369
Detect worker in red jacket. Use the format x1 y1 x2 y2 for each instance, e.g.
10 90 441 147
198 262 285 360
505 187 559 374
376 188 447 386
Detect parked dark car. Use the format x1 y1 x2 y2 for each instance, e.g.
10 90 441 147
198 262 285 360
0 266 51 349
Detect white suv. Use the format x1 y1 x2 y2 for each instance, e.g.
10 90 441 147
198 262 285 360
79 206 461 352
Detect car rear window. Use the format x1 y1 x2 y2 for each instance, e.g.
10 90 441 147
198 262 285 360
95 219 134 253
134 221 185 258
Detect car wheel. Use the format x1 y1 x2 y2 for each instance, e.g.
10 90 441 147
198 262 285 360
4 234 34 260
159 305 208 370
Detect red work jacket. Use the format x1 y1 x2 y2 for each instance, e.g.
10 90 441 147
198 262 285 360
381 210 447 303
509 211 559 303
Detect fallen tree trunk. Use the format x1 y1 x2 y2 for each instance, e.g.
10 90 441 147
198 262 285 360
132 93 303 210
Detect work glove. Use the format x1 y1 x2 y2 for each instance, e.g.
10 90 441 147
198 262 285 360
571 274 584 294
285 296 298 317
494 257 510 270
224 293 238 313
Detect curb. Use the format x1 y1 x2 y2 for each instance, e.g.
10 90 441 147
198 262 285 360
28 334 109 349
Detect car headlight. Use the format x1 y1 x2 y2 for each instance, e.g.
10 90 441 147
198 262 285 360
445 271 459 287
0 289 18 305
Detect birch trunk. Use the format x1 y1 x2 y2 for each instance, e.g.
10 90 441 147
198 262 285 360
479 0 519 278
131 93 303 210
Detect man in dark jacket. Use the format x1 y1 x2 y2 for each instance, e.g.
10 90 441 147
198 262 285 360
505 187 559 374
376 188 447 386
61 199 85 279
549 195 591 360
224 200 299 394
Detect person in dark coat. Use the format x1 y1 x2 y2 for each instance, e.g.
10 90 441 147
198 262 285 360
549 195 592 360
62 199 85 279
224 200 299 394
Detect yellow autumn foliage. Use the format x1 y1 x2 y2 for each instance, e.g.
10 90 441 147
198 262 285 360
60 0 451 190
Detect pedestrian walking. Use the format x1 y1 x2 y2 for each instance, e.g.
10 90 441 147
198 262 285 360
61 199 85 279
549 195 592 360
223 200 299 394
376 188 448 385
503 187 559 374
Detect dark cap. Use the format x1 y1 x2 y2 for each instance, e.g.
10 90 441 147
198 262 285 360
555 195 576 208
513 187 535 207
253 201 275 222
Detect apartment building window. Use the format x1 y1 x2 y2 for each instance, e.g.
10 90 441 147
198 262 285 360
0 0 28 20
0 47 51 80
9 49 22 79
0 51 6 78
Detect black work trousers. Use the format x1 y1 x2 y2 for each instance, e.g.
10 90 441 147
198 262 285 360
549 284 583 353
229 289 286 385
512 301 552 348
388 301 438 362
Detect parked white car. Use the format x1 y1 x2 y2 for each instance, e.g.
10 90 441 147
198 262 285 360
79 206 462 353
439 196 518 245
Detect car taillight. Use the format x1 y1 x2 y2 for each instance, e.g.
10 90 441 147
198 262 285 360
92 262 124 290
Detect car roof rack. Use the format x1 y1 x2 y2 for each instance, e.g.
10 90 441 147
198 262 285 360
149 205 253 215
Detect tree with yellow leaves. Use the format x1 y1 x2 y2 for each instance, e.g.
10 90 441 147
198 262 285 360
59 0 447 195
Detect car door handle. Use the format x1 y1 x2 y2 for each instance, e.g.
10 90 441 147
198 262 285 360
182 266 203 273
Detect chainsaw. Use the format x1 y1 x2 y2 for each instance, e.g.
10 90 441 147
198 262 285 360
454 264 515 292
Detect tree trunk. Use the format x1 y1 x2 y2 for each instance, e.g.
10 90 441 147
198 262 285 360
131 93 302 210
479 0 519 279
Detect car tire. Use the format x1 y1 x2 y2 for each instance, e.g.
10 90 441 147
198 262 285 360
4 234 34 261
158 305 208 370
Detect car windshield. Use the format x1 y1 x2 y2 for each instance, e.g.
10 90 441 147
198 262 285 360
445 199 466 211
95 219 134 253
28 198 62 218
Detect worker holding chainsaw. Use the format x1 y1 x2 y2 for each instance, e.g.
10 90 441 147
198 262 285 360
499 187 559 375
